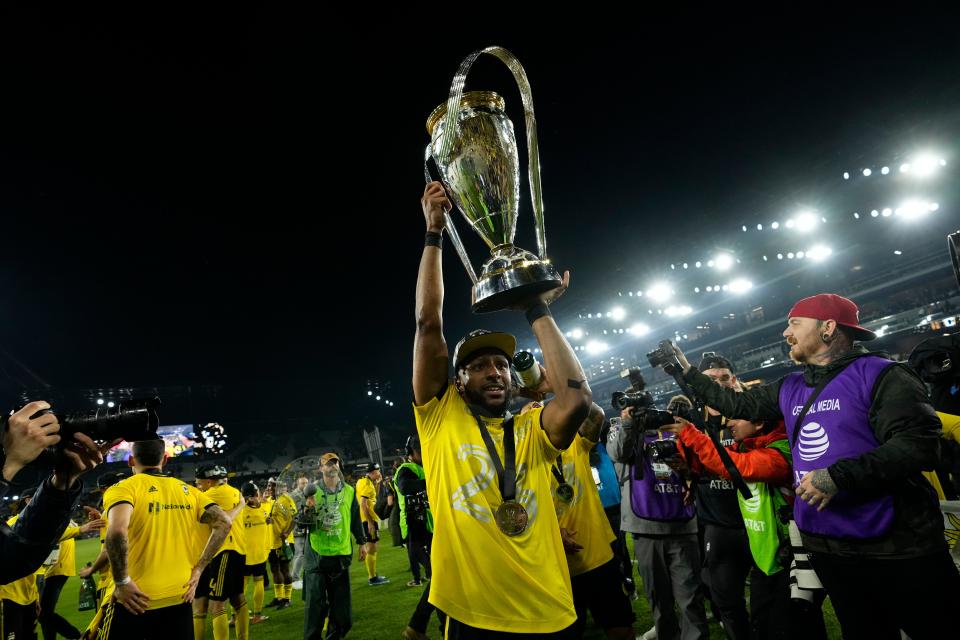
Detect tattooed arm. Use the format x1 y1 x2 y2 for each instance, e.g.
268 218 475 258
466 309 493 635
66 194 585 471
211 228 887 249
578 403 606 443
104 503 150 614
196 505 231 570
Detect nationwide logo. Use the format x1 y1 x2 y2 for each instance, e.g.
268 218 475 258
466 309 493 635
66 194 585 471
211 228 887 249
798 422 830 462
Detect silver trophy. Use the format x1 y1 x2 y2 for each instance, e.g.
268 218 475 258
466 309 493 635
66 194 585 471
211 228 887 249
425 47 562 313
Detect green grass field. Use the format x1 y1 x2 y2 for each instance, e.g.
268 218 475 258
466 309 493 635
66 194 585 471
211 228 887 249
54 535 841 639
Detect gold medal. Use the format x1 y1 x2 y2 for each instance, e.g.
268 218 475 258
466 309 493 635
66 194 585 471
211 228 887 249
494 500 529 536
556 483 574 503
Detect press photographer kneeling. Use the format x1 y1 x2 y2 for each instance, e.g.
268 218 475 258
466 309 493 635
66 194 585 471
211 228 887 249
606 369 709 640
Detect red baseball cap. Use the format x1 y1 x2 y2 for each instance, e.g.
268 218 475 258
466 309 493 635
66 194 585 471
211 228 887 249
787 293 876 341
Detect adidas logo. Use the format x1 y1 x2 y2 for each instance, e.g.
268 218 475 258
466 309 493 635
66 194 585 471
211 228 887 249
148 486 158 493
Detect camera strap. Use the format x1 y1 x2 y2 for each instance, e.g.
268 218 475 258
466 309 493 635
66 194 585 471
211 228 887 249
469 408 517 501
702 421 752 500
789 364 850 448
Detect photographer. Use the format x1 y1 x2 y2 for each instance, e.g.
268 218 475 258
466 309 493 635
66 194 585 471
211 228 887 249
606 376 709 640
301 452 370 640
1 401 111 585
659 293 960 640
686 354 752 640
662 414 827 640
398 435 446 640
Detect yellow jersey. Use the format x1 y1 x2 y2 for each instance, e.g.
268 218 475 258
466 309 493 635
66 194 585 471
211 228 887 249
265 494 296 549
0 516 39 605
46 523 82 578
355 476 378 524
242 504 272 566
103 470 215 610
551 434 616 577
202 483 246 555
415 386 575 633
98 522 113 597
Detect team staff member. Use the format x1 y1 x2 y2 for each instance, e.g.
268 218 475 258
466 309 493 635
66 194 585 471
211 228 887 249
413 182 592 637
192 465 249 640
99 440 231 639
355 465 389 586
241 482 271 624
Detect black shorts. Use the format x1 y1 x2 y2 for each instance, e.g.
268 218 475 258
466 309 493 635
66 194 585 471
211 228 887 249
196 550 245 601
444 618 577 639
1 599 38 639
571 557 636 630
268 546 289 568
244 562 268 578
99 601 192 640
364 520 380 543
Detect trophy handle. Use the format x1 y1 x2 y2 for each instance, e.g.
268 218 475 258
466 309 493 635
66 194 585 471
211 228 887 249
424 144 479 285
436 46 548 260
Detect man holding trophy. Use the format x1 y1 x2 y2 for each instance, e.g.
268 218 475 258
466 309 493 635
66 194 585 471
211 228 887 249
413 47 594 638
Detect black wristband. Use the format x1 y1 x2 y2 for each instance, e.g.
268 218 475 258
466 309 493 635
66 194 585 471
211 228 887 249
425 231 443 248
525 302 551 325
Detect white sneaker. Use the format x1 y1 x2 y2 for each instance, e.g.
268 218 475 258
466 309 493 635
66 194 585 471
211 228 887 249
292 580 303 590
638 626 656 640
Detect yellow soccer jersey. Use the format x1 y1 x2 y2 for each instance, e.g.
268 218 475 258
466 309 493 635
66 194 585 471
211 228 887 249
0 516 39 605
203 482 246 555
355 476 378 524
103 470 215 609
46 524 82 578
551 434 616 577
242 504 271 566
415 386 575 634
268 493 296 549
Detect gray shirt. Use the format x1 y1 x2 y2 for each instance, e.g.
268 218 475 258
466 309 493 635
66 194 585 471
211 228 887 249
606 418 698 536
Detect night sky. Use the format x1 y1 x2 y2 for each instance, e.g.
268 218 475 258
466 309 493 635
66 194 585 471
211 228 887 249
1 11 958 428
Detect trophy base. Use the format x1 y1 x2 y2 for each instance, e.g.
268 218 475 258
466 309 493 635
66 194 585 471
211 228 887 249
471 248 562 313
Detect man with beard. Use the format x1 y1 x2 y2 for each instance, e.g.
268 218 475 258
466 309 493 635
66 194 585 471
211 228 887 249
660 293 959 640
412 181 592 638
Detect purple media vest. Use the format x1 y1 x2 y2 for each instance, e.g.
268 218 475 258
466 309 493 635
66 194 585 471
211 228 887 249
630 432 696 522
779 355 895 539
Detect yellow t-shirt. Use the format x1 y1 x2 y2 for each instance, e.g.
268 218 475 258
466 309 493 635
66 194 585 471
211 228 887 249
551 434 616 577
46 524 82 578
265 494 296 549
937 411 960 444
103 470 215 610
242 504 272 566
415 386 575 634
355 476 378 524
203 483 246 555
0 516 39 605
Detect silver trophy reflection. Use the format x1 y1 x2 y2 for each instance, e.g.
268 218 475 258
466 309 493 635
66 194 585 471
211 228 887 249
425 47 562 313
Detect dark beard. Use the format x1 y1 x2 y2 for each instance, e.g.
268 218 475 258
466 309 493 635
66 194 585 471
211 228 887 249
462 385 513 417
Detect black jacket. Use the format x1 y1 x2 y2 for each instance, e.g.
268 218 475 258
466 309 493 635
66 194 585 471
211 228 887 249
683 346 945 558
0 476 82 584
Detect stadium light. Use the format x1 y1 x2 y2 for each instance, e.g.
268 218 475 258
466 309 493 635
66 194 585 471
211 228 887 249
646 283 672 303
728 279 752 293
807 245 832 261
610 307 626 321
714 254 733 271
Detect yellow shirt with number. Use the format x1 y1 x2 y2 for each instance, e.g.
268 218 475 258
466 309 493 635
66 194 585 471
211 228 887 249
551 434 616 577
103 470 215 610
415 386 575 634
264 494 296 549
0 516 39 605
203 483 246 556
355 476 379 524
242 504 272 566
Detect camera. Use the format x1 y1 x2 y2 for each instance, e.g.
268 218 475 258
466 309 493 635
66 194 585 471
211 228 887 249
611 367 656 412
405 491 430 523
646 438 681 463
34 397 160 445
646 339 684 375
